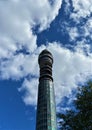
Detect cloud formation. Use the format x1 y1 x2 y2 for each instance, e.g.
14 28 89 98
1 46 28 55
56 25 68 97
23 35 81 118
0 0 92 107
60 0 92 46
49 43 92 104
0 53 39 80
18 43 92 105
71 0 92 20
0 0 62 58
0 0 62 105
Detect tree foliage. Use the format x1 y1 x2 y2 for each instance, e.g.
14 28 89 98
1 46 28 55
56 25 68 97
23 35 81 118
58 81 92 130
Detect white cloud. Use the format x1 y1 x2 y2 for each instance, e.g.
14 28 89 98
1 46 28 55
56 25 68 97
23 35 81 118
1 40 91 106
83 18 92 39
18 43 92 106
64 0 71 14
0 0 62 58
0 52 39 80
65 17 92 42
62 0 92 21
68 27 79 41
0 0 92 107
0 36 17 58
74 42 92 57
48 43 92 104
0 0 62 105
19 78 38 106
71 0 92 20
58 1 92 43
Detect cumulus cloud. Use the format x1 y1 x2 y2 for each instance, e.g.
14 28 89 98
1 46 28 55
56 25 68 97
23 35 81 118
72 17 92 41
0 0 62 58
71 0 92 20
19 78 38 106
65 17 92 43
18 43 92 106
0 0 92 107
0 53 39 80
59 0 92 43
83 18 92 39
68 27 79 41
0 0 62 105
48 43 92 104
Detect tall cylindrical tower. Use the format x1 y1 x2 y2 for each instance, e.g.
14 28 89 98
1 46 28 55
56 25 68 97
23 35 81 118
36 49 57 130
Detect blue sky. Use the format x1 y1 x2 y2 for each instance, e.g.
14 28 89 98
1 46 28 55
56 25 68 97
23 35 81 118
0 0 92 130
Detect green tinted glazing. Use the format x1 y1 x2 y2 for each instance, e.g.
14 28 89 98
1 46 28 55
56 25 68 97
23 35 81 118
36 49 57 130
36 79 57 130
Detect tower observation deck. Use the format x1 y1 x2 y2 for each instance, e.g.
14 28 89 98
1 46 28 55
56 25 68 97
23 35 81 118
36 49 57 130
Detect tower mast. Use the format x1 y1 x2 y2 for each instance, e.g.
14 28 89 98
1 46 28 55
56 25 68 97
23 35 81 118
36 49 57 130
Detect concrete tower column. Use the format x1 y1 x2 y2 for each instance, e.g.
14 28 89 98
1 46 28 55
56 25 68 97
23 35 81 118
36 49 57 130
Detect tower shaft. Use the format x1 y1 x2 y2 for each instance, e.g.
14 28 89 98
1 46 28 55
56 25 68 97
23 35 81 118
36 49 57 130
